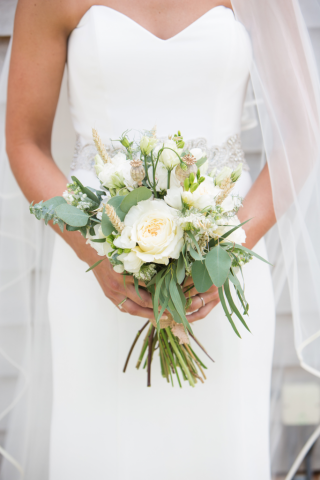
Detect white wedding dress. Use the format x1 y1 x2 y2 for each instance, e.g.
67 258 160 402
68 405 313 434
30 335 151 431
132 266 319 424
48 6 275 479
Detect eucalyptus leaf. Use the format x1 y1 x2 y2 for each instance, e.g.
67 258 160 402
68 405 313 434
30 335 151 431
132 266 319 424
55 203 89 227
224 279 250 332
120 187 152 214
176 253 186 284
223 242 272 265
192 261 213 293
189 246 203 261
91 238 106 243
205 245 231 287
169 277 186 321
101 196 126 236
71 176 100 204
43 196 66 209
186 231 203 259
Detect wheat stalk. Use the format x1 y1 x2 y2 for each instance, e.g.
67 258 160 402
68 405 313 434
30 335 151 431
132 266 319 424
215 177 235 205
92 128 111 163
105 204 124 233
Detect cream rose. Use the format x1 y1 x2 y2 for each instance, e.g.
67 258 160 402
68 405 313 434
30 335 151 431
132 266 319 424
122 199 184 265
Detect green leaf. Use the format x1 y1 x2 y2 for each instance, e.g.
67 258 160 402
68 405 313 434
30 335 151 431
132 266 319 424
169 278 186 322
101 196 126 236
191 261 213 293
220 219 251 240
71 176 99 204
120 186 152 214
55 204 89 227
218 286 241 338
189 246 203 261
154 275 166 324
43 196 67 209
205 245 231 287
91 238 106 243
223 242 272 266
224 279 251 332
176 253 186 284
85 257 106 272
186 231 203 260
134 277 142 300
195 156 207 169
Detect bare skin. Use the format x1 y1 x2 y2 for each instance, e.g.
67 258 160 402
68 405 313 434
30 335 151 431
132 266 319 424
6 0 276 323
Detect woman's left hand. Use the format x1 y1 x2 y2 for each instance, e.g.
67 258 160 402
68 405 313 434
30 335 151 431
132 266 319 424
183 278 220 323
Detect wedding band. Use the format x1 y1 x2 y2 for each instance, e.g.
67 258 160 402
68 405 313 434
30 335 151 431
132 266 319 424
118 297 127 310
198 296 205 308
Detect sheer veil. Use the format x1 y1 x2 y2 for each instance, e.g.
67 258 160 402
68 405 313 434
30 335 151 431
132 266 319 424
0 0 320 478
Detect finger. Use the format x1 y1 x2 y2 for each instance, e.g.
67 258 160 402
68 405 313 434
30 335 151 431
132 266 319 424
187 298 220 323
186 291 219 313
113 295 167 321
124 284 153 309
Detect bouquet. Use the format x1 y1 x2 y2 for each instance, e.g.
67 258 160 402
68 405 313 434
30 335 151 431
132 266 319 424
30 127 269 387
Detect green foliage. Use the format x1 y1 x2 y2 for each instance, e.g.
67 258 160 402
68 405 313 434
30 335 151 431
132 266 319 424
120 187 152 214
101 196 126 236
55 203 89 227
29 198 67 232
191 260 213 293
205 245 231 287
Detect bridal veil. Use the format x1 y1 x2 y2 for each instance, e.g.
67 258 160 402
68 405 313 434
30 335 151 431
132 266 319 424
0 0 320 478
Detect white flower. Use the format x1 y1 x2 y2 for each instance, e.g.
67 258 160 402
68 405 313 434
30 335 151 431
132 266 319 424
182 177 220 210
215 216 246 244
148 162 180 192
98 155 138 191
113 226 136 249
164 186 183 210
221 195 242 213
140 136 158 155
215 166 232 186
86 225 113 256
118 251 143 274
155 139 181 170
178 213 217 234
113 264 125 274
124 199 184 265
190 148 208 175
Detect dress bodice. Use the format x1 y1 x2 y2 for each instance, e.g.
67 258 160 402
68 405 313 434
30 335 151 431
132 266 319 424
67 6 252 147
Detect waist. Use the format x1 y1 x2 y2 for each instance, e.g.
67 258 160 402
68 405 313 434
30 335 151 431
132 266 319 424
70 133 249 174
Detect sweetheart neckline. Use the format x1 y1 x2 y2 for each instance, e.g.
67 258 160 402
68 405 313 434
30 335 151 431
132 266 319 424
74 4 234 42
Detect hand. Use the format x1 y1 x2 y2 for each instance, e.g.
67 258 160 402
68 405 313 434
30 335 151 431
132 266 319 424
183 277 220 323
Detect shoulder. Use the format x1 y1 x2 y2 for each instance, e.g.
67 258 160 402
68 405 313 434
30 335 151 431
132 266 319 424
15 0 95 37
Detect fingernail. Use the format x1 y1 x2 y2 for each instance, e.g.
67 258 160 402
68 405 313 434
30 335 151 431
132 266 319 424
160 315 168 320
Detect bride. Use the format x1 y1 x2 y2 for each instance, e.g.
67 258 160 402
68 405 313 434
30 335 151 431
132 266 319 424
4 0 320 479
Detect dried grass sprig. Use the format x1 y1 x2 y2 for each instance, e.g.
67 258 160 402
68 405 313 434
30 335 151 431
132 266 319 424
215 177 235 205
92 128 111 163
105 204 125 233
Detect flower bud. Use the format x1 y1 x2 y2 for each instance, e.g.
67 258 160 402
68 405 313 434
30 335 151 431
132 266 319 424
198 176 205 184
215 166 232 186
176 140 185 149
197 169 200 180
117 248 123 254
189 172 195 184
140 135 158 155
120 136 131 149
190 182 199 193
184 178 190 191
209 168 217 178
124 248 131 253
230 163 243 183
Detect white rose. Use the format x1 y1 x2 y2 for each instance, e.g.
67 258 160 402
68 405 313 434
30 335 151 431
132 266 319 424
164 186 183 210
148 162 180 192
124 199 184 265
155 139 181 170
113 226 136 249
215 216 246 244
118 251 143 273
86 225 113 256
140 136 158 155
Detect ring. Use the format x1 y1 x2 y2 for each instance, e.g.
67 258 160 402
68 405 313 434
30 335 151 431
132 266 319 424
198 295 205 308
118 297 127 310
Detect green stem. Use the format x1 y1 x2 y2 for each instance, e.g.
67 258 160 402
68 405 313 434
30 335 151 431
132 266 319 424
123 320 149 372
160 330 182 388
136 324 152 369
165 328 195 387
150 150 158 198
167 169 172 189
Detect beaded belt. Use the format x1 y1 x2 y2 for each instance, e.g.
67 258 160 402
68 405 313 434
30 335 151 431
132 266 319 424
70 134 249 172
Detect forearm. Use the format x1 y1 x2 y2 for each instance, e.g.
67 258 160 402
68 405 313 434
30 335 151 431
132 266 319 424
7 141 98 264
237 163 276 249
